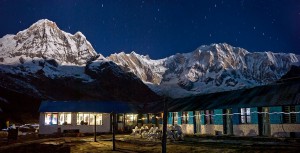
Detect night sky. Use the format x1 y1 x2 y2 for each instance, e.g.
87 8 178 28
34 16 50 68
0 0 299 59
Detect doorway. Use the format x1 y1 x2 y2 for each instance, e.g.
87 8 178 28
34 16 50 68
258 107 271 136
194 111 201 134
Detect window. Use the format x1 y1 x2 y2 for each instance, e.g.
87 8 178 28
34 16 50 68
283 106 296 123
58 112 71 125
117 114 124 123
173 112 178 125
77 113 103 125
182 112 189 124
205 110 214 124
125 114 137 126
240 108 251 124
45 113 58 125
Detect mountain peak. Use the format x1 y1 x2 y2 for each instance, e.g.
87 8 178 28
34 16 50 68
74 31 86 39
0 19 98 65
28 19 58 31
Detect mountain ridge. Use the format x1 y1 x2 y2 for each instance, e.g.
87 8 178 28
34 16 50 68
108 43 299 98
0 19 299 100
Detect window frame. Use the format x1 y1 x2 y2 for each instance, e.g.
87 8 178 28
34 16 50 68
204 110 214 125
44 112 58 125
282 106 296 124
58 112 72 125
173 112 178 125
77 112 103 125
240 108 251 124
182 112 189 124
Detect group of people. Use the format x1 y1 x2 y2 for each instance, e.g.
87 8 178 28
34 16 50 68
131 124 184 141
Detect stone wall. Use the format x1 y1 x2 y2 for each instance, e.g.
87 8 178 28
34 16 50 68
271 124 300 137
233 124 258 136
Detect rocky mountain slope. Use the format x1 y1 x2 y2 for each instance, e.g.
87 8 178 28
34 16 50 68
1 19 299 110
108 43 299 98
0 19 161 121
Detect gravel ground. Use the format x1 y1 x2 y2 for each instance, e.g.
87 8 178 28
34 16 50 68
0 134 300 153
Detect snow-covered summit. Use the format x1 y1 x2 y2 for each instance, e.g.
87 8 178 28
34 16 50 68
0 19 99 66
108 43 299 98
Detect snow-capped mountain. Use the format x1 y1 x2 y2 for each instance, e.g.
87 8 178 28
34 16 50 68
0 19 99 66
0 19 161 108
108 43 299 98
0 19 299 102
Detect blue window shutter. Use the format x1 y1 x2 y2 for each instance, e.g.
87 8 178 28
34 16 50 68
250 107 258 124
214 109 223 125
232 108 240 125
270 106 282 124
295 105 300 123
200 111 205 125
178 112 182 125
188 111 194 124
168 112 173 124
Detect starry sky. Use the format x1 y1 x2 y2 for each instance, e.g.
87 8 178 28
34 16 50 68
0 0 299 59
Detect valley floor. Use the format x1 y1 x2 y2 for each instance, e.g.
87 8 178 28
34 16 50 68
0 134 300 153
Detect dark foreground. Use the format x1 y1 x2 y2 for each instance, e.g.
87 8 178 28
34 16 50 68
1 134 300 153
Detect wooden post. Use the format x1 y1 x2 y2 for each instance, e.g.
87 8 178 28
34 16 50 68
147 114 150 123
123 113 125 132
112 112 116 151
162 97 168 153
94 114 97 142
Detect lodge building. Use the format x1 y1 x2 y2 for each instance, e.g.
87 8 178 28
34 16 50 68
39 80 300 137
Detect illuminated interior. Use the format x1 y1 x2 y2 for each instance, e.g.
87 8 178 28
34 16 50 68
125 114 137 126
77 113 103 125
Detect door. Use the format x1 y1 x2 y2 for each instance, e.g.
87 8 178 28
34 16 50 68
223 109 233 135
194 111 201 134
258 107 271 136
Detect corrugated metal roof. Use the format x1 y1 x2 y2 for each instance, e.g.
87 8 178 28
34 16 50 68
39 81 300 113
39 101 147 113
167 81 300 112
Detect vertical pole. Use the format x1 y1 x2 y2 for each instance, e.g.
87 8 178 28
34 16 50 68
94 114 97 142
112 112 116 151
162 97 168 153
123 113 125 132
147 114 150 123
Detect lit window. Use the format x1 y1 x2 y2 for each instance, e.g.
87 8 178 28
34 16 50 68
58 112 71 125
125 114 137 126
77 113 102 125
182 112 189 124
173 112 178 125
45 113 58 125
240 108 251 124
283 106 296 123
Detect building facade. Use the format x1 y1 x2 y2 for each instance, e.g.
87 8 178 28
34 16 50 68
167 105 300 137
38 101 143 135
